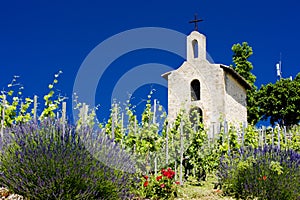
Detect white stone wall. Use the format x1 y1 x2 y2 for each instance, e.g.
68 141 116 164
224 73 247 124
167 59 226 131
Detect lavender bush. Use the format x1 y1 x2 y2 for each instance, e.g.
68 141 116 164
0 120 139 199
218 145 300 200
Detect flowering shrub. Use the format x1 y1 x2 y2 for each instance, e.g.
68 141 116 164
0 120 138 199
217 145 300 199
141 168 179 200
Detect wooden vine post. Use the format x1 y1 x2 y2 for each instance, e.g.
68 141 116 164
284 126 287 147
111 103 117 140
277 125 281 149
153 99 157 176
1 94 6 144
120 112 124 147
258 128 262 147
133 117 137 153
271 127 274 146
179 119 184 186
224 120 230 155
82 103 88 127
33 95 38 122
241 122 246 147
172 124 176 181
62 102 67 138
165 124 169 165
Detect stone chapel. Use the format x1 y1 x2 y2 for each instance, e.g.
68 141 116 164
162 30 251 136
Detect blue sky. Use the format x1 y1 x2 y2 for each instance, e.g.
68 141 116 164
0 0 299 123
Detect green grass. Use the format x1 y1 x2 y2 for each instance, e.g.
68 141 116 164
176 175 235 200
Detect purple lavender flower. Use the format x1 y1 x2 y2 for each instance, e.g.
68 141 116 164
0 119 138 199
218 145 300 199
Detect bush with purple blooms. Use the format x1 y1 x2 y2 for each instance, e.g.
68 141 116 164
0 120 139 200
217 145 300 200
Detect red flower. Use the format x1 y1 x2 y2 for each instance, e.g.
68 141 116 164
161 168 168 176
156 175 162 181
175 181 180 185
143 181 149 187
258 175 267 181
262 175 267 181
160 183 165 188
167 169 175 179
143 175 148 180
161 168 175 179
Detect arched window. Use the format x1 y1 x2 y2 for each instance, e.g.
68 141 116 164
189 107 203 129
192 39 198 58
191 79 200 101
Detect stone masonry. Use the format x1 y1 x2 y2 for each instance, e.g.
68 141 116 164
162 31 251 137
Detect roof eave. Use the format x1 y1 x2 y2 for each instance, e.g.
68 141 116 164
220 64 252 90
161 71 172 80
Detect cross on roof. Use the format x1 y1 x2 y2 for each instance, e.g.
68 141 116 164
189 14 203 31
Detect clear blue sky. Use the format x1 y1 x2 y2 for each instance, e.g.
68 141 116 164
0 0 299 123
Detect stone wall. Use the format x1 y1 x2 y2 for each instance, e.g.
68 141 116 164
224 72 247 124
167 59 226 132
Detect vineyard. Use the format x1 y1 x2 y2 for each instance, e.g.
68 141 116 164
0 74 300 199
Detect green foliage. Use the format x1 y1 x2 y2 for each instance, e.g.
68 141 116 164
139 95 162 155
269 161 283 175
0 71 66 127
0 76 31 126
246 89 260 125
243 125 259 148
230 42 259 125
228 127 240 152
105 103 124 143
40 70 65 120
290 126 300 152
231 42 256 87
123 100 139 152
101 91 167 173
257 73 300 127
217 123 241 157
73 94 99 131
185 121 218 179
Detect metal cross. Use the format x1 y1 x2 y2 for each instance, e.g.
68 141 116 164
189 14 203 31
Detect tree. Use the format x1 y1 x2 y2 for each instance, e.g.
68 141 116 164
230 42 259 125
257 73 300 128
231 42 256 87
